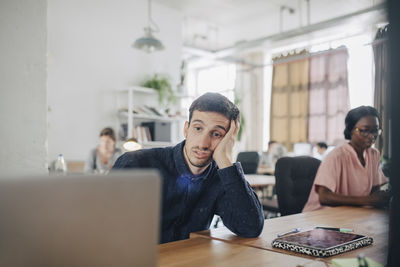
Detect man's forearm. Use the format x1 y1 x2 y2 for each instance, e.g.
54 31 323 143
216 163 264 237
318 190 372 207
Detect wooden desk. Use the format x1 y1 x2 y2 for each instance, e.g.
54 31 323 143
158 236 326 267
257 166 275 175
66 161 85 174
192 206 389 264
245 174 275 187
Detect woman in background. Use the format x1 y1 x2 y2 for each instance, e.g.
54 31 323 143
303 106 390 212
84 127 122 174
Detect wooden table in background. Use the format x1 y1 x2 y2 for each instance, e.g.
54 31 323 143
257 166 275 175
244 174 275 188
158 236 326 267
192 206 389 265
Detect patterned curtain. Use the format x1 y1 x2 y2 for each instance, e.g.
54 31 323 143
373 25 390 157
270 51 310 151
308 47 350 145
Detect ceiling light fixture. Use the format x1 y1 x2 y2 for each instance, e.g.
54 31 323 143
133 0 164 53
279 5 296 32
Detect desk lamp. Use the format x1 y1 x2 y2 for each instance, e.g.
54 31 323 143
123 138 142 152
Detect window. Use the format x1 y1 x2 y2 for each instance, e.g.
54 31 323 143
187 63 236 102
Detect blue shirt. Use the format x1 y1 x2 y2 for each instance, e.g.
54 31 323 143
113 140 264 243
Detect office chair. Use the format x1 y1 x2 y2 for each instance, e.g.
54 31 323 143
261 196 279 219
274 156 321 216
236 151 260 174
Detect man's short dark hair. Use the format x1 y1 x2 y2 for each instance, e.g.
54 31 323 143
188 92 240 123
316 142 328 149
343 106 381 140
268 140 277 146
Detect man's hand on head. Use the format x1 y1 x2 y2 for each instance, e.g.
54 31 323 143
213 120 240 169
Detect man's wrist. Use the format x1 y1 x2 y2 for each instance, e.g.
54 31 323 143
215 157 233 169
217 162 245 186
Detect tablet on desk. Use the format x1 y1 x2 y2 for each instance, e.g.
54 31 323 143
271 228 373 257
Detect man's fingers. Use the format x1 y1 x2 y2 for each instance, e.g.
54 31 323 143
225 120 235 137
226 120 236 138
234 121 240 136
228 120 239 138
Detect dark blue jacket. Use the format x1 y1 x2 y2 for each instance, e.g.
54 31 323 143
113 141 264 243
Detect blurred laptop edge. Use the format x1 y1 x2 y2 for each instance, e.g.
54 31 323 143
0 170 161 267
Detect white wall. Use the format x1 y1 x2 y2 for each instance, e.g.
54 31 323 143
0 0 48 175
47 0 182 162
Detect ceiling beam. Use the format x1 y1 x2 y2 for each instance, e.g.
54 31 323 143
184 2 387 62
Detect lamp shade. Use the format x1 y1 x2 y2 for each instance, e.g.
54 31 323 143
132 0 164 53
123 138 142 152
132 29 164 53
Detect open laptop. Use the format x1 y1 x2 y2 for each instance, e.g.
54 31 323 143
0 170 161 267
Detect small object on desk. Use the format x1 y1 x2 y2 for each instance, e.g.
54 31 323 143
316 226 353 233
271 228 373 257
277 228 301 237
331 256 382 267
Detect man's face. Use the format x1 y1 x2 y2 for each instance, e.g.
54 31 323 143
183 110 230 173
317 146 326 155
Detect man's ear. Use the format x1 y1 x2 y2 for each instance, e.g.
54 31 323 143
184 121 189 138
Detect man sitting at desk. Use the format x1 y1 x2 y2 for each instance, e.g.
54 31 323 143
259 140 287 174
113 93 264 243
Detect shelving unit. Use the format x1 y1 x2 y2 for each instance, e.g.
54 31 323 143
117 86 187 148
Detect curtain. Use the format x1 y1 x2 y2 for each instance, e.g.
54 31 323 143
270 51 309 151
373 25 390 158
308 47 350 145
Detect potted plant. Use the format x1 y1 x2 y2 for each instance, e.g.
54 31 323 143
142 74 177 107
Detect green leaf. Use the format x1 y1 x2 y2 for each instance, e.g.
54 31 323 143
141 74 177 107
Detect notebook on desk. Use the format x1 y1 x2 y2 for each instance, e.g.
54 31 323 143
0 170 161 267
271 228 373 257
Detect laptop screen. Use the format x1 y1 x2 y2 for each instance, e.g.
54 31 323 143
0 170 161 267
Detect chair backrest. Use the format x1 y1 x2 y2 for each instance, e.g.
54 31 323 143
236 151 260 174
275 156 321 216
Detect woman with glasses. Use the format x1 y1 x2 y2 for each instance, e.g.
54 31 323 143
303 106 390 211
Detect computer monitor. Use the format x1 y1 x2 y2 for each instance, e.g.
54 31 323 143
0 170 161 267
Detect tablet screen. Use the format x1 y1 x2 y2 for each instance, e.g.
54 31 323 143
275 228 366 250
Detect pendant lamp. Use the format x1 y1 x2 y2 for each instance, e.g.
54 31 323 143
133 0 164 53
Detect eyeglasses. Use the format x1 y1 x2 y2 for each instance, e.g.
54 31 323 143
355 127 382 137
